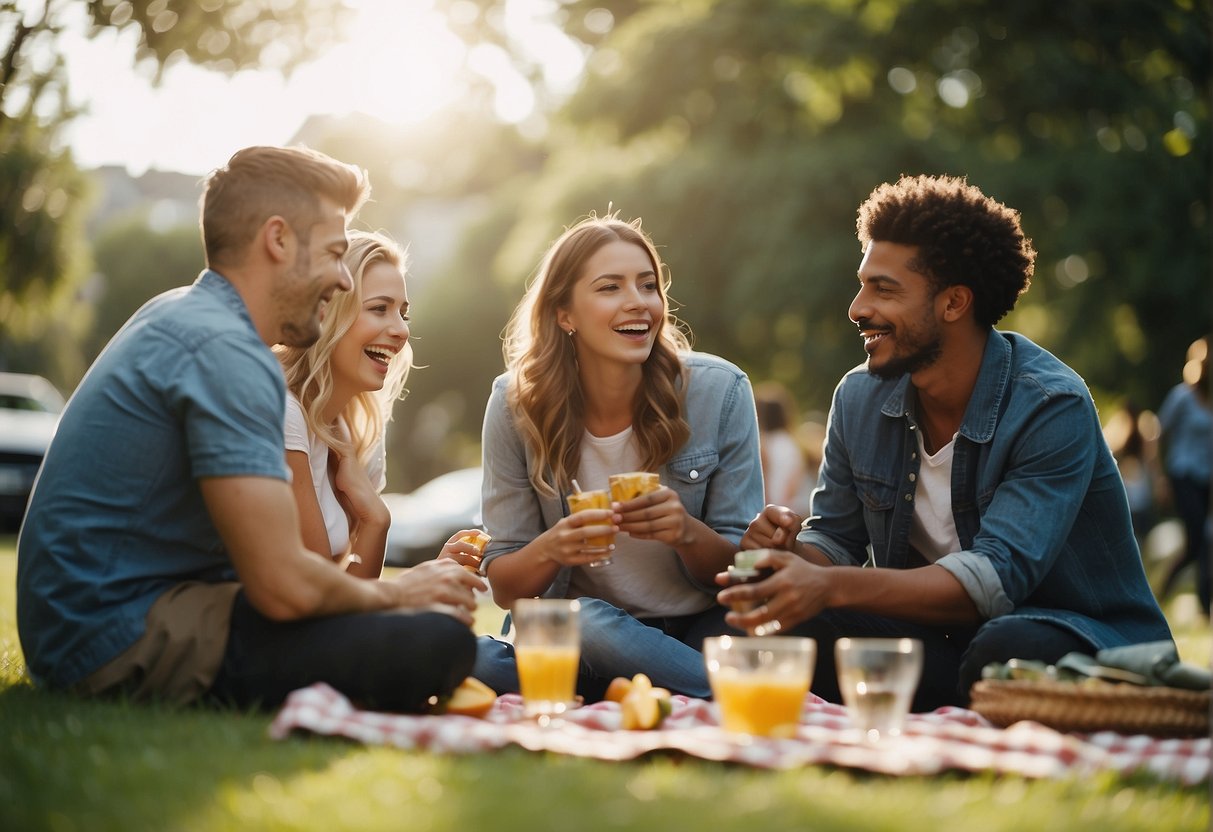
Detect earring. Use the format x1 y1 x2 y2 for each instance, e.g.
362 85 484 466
567 328 576 336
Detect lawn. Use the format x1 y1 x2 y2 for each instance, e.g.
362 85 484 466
0 536 1208 832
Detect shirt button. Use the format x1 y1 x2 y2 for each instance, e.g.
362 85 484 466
908 473 917 482
690 470 699 480
904 493 913 501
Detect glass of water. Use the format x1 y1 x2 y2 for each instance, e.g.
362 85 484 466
835 637 923 742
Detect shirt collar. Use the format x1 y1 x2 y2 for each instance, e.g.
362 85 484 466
880 329 1008 445
195 269 260 338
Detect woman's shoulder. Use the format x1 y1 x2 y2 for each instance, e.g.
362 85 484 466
681 351 750 387
684 349 747 380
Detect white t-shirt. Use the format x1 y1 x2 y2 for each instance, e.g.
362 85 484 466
284 392 386 558
566 426 713 618
907 430 960 563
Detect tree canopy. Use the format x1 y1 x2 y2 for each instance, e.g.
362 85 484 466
428 0 1209 426
0 0 347 372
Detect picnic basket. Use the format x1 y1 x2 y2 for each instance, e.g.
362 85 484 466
969 679 1211 737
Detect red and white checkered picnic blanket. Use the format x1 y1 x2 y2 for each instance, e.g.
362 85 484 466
269 683 1210 785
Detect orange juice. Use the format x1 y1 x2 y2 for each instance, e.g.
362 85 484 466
457 530 491 573
516 644 580 715
566 489 615 554
711 670 807 737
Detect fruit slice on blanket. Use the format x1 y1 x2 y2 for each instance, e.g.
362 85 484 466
431 677 497 718
608 674 673 730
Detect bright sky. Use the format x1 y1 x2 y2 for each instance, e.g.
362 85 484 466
48 0 587 176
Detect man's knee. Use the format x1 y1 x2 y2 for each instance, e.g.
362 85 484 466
957 617 1090 696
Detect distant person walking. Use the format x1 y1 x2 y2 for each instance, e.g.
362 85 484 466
1103 400 1164 545
1157 336 1211 617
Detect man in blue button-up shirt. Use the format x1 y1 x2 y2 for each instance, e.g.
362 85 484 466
723 175 1171 709
17 146 480 710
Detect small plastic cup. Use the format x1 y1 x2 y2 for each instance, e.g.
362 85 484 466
567 488 615 567
608 471 661 502
457 530 491 573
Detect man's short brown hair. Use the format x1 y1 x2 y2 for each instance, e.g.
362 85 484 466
201 145 370 269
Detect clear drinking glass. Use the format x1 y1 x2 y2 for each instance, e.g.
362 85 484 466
567 488 615 567
513 598 581 720
703 635 816 738
834 637 923 742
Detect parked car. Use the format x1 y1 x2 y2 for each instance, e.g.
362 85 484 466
383 466 484 567
0 373 66 531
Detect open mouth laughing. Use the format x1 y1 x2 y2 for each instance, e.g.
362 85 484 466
364 345 398 368
613 321 651 339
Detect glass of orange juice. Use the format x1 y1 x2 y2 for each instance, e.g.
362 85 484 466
513 598 581 719
566 488 615 567
703 635 816 738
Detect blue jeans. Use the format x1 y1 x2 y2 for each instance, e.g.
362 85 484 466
471 598 739 700
784 611 1093 710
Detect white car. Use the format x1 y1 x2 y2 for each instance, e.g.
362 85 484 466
0 373 65 531
383 466 485 567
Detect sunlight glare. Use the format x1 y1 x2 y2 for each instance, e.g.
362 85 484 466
54 0 585 174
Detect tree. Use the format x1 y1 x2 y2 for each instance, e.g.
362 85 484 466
0 0 349 382
437 0 1210 415
84 215 204 363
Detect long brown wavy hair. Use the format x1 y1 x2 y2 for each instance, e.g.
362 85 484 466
275 230 412 466
503 215 691 497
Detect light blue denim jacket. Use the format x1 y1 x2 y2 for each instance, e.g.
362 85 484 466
480 351 764 598
800 330 1171 650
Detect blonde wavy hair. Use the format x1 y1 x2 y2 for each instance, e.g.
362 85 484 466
503 215 691 497
275 230 413 466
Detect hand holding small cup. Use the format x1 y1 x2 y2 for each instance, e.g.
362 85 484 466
567 482 616 567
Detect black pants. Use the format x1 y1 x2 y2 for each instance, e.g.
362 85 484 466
1161 475 1211 615
785 611 1092 710
206 592 476 712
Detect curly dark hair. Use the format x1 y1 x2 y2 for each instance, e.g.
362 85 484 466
856 175 1036 328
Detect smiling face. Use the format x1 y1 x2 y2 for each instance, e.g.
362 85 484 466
849 241 944 380
330 261 410 397
556 239 664 373
275 198 353 348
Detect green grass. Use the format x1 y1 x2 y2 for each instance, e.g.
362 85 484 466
1 537 1208 832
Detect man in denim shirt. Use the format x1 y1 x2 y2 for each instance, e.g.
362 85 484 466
724 175 1171 709
18 146 479 710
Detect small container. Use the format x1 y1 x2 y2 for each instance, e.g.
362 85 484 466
458 530 492 574
725 550 772 614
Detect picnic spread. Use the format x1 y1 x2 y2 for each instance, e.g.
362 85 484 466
269 682 1211 786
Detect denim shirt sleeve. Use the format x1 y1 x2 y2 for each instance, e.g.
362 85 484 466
480 376 563 574
936 391 1101 618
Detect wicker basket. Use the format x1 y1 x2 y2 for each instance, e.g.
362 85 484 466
969 679 1211 737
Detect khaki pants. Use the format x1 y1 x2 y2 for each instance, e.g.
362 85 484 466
76 581 241 706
